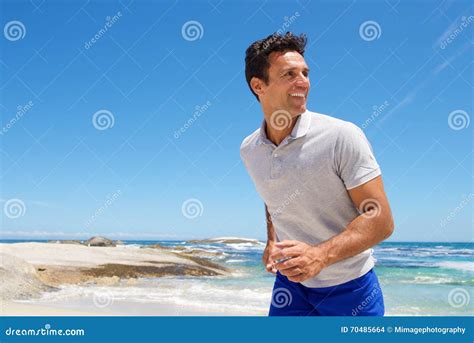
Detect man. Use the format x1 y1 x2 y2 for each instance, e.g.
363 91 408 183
240 32 394 316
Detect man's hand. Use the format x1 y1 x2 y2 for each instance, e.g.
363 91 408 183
262 241 278 274
271 240 328 283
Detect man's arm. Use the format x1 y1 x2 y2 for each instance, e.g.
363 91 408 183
318 175 394 266
265 204 276 242
263 204 278 274
272 176 394 282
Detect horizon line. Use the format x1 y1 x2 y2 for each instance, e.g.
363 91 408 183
0 237 472 244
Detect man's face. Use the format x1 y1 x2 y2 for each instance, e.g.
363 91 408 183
254 50 310 116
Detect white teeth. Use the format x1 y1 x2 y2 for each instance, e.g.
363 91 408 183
289 93 305 97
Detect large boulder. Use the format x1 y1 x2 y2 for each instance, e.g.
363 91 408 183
0 253 52 300
84 236 116 247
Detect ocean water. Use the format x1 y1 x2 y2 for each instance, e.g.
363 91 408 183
2 239 473 316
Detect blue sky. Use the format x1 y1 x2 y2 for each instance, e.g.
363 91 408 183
0 0 472 241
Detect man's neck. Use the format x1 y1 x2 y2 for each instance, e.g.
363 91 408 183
264 116 298 146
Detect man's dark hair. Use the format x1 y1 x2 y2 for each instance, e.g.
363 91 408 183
245 32 307 101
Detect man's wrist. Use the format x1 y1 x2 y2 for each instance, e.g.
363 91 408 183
310 243 331 268
267 239 276 246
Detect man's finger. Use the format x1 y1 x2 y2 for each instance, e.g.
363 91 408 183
266 263 277 274
275 240 299 248
287 273 306 282
275 256 301 270
270 246 303 261
279 267 302 277
269 249 284 261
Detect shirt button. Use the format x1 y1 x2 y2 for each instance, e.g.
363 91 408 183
274 153 278 157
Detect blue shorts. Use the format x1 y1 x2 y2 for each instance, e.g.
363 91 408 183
269 269 385 316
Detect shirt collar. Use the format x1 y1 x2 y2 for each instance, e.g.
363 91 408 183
258 110 312 145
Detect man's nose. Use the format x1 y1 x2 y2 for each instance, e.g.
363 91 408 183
294 73 309 87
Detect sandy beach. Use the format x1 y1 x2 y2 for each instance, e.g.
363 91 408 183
2 239 471 316
1 300 121 316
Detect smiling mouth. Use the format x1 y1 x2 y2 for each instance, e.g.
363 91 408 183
289 92 306 98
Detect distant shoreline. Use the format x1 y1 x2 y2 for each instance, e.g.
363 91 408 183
1 238 472 243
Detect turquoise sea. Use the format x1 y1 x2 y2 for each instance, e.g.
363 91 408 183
2 240 472 316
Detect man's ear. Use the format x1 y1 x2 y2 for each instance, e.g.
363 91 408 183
250 77 266 98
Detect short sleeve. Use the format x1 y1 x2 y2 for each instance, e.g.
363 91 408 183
240 137 250 165
334 123 381 190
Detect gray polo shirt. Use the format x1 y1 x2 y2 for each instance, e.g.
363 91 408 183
240 110 381 288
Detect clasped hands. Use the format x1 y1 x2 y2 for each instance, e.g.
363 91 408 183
263 240 328 283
